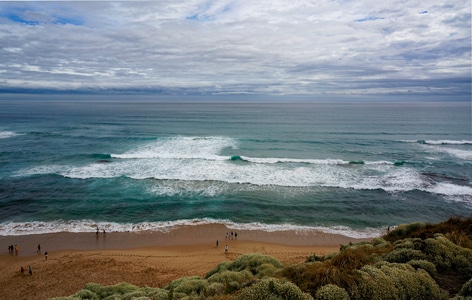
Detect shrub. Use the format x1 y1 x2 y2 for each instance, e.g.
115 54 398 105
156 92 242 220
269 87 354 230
78 282 140 299
315 284 350 300
280 262 358 296
236 278 314 300
207 270 253 284
387 222 425 240
422 235 472 276
231 253 282 275
445 231 472 249
206 282 225 296
457 278 472 297
407 259 437 276
352 265 398 300
206 253 282 279
121 287 169 300
376 262 445 300
205 261 232 277
257 263 279 277
330 247 373 270
370 238 388 247
383 248 426 263
166 276 208 296
206 269 254 294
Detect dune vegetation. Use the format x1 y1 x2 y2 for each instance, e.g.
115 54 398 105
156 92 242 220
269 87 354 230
52 216 472 300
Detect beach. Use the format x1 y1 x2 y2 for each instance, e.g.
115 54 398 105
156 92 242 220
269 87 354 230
0 224 370 300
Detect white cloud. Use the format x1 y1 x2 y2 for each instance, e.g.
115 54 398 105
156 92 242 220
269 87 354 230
0 0 470 97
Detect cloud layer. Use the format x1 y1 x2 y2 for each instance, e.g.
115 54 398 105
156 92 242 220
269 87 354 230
0 1 470 97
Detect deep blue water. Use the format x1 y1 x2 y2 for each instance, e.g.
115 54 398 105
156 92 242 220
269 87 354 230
0 99 471 237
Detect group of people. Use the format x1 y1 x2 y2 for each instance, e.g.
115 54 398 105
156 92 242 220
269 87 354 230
20 265 33 276
216 232 239 253
225 231 237 240
7 244 19 255
7 243 49 276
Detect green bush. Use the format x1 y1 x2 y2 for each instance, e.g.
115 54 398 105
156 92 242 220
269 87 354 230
353 265 398 300
256 263 279 278
383 248 426 263
206 253 282 279
206 282 225 296
422 235 472 276
407 259 437 276
457 278 472 297
206 269 254 294
166 276 207 296
315 284 350 300
231 253 283 275
207 269 253 284
388 222 426 240
236 278 313 300
77 282 140 299
376 262 445 300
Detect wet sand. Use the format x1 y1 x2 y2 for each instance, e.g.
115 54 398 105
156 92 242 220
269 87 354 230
0 224 371 299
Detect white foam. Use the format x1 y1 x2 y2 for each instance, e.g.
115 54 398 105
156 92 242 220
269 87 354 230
400 139 472 145
426 182 472 197
111 136 238 160
422 145 472 160
241 156 350 165
0 131 21 139
424 140 472 145
0 218 382 238
16 136 459 194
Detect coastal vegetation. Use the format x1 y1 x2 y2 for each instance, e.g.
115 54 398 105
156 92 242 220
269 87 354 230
52 216 472 300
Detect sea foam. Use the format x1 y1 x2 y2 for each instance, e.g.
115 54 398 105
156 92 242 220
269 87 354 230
0 218 383 238
15 136 470 198
0 131 20 139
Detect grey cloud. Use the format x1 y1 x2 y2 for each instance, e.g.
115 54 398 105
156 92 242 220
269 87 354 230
0 0 470 97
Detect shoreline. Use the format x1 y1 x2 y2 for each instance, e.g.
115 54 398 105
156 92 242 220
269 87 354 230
0 223 372 256
0 224 374 299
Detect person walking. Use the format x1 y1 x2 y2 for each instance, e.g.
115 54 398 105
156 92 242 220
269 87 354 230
28 265 32 275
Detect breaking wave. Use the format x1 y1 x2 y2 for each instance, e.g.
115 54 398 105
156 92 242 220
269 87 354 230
0 218 382 238
0 131 21 139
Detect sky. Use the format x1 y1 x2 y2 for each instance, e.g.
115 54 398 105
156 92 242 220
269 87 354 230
0 0 471 99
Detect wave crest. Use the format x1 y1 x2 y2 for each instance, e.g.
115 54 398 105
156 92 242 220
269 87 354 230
0 131 21 139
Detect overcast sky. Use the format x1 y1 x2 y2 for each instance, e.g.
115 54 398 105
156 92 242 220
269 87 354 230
0 1 470 98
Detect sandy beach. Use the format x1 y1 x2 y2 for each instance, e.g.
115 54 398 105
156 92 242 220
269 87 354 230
0 224 371 300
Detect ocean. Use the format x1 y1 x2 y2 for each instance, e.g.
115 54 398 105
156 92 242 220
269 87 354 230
0 98 471 238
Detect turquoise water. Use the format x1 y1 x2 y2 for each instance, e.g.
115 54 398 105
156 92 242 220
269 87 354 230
0 99 471 237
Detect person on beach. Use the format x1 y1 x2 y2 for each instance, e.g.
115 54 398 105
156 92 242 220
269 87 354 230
225 245 228 252
216 240 219 247
15 244 18 255
45 251 48 260
235 232 237 240
20 266 25 276
28 265 32 275
231 232 234 240
37 244 41 254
